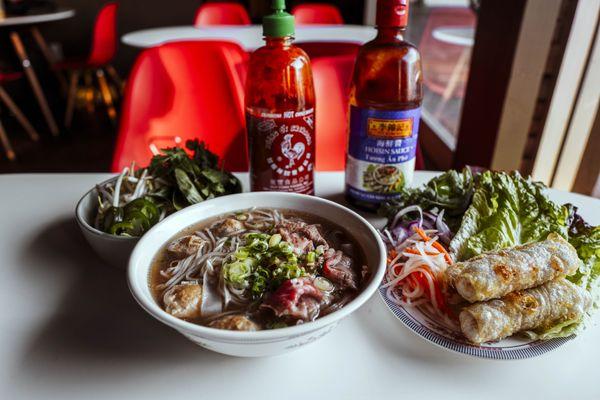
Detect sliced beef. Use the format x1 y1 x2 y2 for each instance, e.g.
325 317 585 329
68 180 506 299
276 219 329 255
301 224 328 247
261 277 325 322
323 250 358 290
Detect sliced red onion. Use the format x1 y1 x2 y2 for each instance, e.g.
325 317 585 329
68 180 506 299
407 221 422 233
391 226 408 244
434 209 452 244
423 212 437 222
389 205 423 230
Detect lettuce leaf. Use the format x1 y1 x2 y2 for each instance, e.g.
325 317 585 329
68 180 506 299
449 171 570 261
567 213 600 295
524 317 584 340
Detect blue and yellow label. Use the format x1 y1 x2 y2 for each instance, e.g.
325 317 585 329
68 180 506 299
345 106 421 203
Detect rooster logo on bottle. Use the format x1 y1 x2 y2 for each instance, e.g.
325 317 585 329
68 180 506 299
281 134 305 168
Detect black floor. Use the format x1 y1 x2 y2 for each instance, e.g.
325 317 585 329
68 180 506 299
0 96 117 174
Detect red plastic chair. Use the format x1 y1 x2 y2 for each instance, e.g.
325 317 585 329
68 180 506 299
297 42 359 59
292 3 344 25
57 2 123 127
111 41 249 173
194 2 251 26
312 55 354 170
312 55 424 171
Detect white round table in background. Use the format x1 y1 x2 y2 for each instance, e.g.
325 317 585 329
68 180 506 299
122 25 377 50
0 7 74 27
432 26 475 47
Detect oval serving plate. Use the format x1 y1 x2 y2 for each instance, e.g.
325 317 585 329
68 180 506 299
378 285 574 360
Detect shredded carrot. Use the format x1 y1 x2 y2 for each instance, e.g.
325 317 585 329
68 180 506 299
414 227 430 240
387 248 398 261
413 226 453 264
434 243 453 264
404 248 440 256
412 266 449 313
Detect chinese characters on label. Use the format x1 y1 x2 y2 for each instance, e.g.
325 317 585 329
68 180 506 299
345 106 421 204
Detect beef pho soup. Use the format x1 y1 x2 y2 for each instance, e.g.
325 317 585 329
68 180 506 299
150 208 368 331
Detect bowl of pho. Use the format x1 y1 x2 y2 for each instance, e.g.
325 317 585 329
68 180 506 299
127 192 386 357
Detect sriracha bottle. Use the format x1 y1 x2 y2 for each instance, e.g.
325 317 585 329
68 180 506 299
345 0 423 211
246 0 316 194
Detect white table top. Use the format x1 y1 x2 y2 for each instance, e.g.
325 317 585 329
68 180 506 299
122 24 377 50
432 26 475 47
0 8 74 28
1 171 599 399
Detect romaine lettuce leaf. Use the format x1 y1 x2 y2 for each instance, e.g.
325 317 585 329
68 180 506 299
567 214 600 295
524 317 584 340
449 171 570 261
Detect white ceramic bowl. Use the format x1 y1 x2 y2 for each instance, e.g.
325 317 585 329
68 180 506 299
127 192 386 357
75 176 139 268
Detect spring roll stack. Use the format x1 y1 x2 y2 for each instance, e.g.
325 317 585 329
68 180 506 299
446 233 591 344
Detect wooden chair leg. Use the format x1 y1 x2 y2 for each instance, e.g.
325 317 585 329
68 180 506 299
96 68 117 124
30 27 69 94
105 64 125 96
0 87 40 142
9 31 60 136
84 70 95 113
0 118 16 161
64 70 80 128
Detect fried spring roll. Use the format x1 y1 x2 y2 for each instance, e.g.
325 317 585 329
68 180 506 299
447 233 580 303
459 279 591 344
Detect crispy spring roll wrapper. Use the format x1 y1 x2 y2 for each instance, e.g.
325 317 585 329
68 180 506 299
459 279 591 344
447 233 580 303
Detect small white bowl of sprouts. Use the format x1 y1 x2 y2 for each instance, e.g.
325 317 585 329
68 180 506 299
75 140 243 268
76 169 161 268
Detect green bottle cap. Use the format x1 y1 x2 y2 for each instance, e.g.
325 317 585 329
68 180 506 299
263 0 295 38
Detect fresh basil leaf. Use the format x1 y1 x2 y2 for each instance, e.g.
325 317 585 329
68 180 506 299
172 190 188 211
379 167 477 231
174 168 204 204
187 139 219 169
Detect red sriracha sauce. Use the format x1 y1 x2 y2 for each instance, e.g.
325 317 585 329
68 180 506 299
245 0 316 194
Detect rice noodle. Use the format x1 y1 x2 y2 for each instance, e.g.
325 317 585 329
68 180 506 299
155 209 281 320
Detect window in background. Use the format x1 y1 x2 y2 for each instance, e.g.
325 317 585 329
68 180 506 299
405 0 477 150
